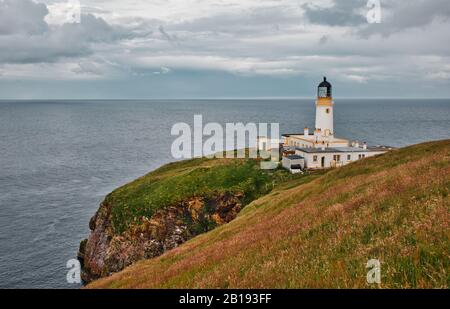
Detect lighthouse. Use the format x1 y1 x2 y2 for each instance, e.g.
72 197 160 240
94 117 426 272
281 76 393 172
315 77 334 138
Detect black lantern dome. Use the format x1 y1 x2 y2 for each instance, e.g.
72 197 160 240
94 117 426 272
318 76 332 98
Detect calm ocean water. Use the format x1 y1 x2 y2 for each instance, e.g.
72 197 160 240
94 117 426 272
0 99 449 288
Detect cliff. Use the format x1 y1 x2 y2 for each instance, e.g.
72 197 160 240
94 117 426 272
79 157 298 282
87 140 449 288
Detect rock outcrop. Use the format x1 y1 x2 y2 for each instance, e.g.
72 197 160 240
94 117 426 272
79 192 243 283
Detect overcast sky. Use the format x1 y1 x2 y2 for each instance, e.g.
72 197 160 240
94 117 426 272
0 0 449 99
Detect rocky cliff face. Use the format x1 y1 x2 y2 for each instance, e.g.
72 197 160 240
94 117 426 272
78 192 243 282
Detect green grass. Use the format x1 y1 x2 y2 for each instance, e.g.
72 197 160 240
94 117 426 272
88 140 450 289
106 158 296 233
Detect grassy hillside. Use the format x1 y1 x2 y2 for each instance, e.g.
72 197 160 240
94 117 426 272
88 140 450 288
105 157 295 233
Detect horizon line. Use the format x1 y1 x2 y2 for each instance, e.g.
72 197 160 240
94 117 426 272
1 97 450 101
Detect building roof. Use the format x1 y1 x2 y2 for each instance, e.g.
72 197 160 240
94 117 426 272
282 147 296 153
286 154 304 160
282 133 315 137
284 134 350 144
319 76 331 88
295 147 341 153
295 145 394 154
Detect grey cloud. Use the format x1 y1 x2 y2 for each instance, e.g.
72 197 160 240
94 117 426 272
302 0 367 27
169 5 302 36
358 0 450 37
71 60 109 76
0 0 150 64
58 14 127 43
158 25 177 42
0 35 90 63
302 0 450 37
0 0 49 34
318 35 329 45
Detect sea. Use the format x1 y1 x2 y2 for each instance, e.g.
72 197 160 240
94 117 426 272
0 99 449 288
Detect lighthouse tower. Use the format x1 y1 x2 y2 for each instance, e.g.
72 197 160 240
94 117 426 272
281 76 392 172
315 77 334 139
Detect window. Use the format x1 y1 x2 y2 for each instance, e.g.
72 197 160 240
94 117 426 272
313 155 318 162
326 108 330 114
333 155 341 162
347 154 351 161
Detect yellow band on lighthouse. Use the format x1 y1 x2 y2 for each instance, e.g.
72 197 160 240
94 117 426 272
316 97 333 106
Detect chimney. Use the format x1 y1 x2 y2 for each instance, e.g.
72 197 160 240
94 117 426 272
363 142 367 150
314 129 321 143
304 127 309 136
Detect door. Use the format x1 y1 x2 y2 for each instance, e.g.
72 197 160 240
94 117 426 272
321 156 325 168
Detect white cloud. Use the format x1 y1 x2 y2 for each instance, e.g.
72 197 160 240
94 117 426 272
45 0 81 25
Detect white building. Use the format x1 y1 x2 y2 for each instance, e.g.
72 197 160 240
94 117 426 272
282 77 393 171
282 154 305 173
293 145 392 169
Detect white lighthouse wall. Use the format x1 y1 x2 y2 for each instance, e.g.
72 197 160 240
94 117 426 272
315 105 334 135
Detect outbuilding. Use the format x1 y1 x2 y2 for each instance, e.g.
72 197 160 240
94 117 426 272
282 154 305 173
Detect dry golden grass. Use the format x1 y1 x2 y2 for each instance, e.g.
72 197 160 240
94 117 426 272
88 140 450 289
